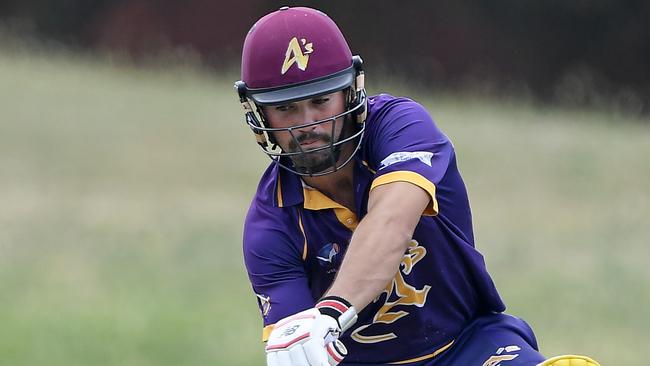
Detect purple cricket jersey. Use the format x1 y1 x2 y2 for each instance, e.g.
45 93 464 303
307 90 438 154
243 94 506 364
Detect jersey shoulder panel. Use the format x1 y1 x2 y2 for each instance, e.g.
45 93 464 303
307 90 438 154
363 94 450 170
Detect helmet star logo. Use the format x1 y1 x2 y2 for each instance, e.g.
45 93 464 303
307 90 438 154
281 37 314 74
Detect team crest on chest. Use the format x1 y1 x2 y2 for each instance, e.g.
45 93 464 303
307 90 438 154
317 242 341 268
281 37 314 74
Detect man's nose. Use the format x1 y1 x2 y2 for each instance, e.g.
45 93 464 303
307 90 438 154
296 107 320 131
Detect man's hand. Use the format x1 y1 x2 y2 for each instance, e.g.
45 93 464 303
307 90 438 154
266 297 357 366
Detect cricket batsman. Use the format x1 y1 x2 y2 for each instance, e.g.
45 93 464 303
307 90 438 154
235 6 601 366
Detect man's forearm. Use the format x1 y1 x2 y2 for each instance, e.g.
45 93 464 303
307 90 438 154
325 209 413 311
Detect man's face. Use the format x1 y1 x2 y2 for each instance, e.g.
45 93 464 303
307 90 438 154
263 91 349 173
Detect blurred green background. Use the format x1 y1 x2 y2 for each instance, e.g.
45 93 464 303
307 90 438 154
1 28 649 366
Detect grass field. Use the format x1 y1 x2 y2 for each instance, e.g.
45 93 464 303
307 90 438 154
1 44 648 365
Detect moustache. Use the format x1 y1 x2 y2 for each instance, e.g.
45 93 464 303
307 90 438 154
288 132 332 151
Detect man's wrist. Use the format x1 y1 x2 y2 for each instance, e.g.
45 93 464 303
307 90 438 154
316 296 358 332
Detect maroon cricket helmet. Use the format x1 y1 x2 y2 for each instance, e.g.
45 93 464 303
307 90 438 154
239 6 356 105
234 6 367 177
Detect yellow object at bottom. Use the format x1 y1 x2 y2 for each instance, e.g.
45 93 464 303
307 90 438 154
537 354 600 366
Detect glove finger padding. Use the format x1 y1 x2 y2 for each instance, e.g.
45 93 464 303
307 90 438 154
326 340 347 365
278 350 293 365
288 344 311 366
267 350 292 366
303 338 329 366
266 351 277 366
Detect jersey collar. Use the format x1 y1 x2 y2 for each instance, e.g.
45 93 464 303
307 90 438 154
273 157 373 210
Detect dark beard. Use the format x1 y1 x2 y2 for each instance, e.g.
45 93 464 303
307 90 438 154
292 148 342 174
287 115 357 175
290 135 340 175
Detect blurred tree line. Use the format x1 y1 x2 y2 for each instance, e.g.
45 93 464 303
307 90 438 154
2 0 648 113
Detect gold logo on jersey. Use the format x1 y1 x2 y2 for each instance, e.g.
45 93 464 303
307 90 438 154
351 240 431 344
482 346 521 366
281 37 314 74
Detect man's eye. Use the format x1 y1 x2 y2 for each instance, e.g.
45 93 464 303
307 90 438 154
275 105 290 112
313 98 329 105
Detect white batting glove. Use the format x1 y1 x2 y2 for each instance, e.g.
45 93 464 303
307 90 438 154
266 296 358 366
